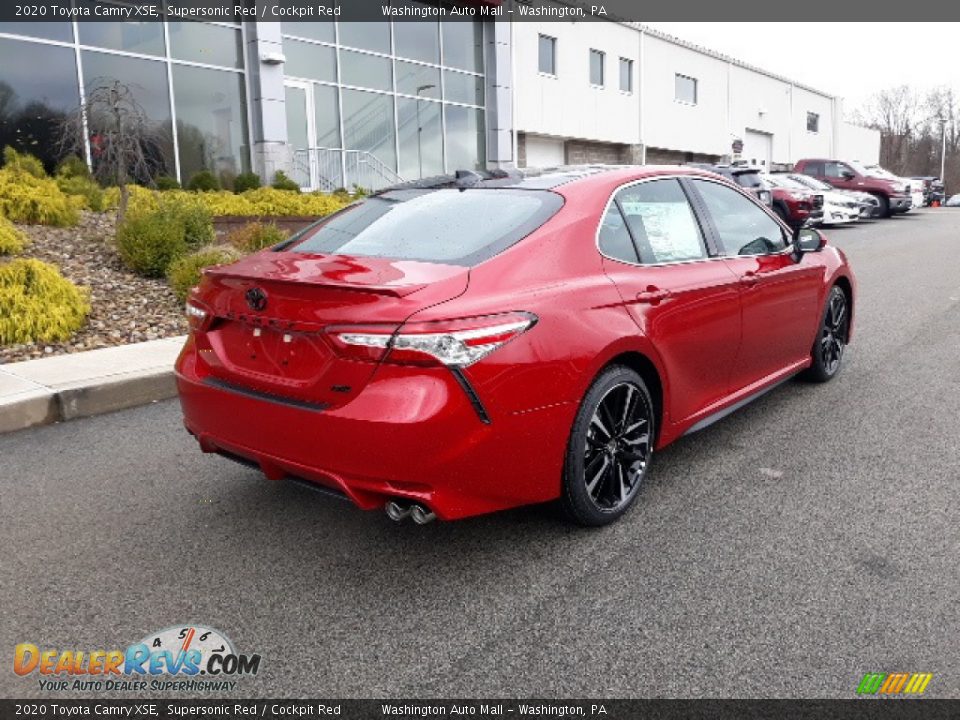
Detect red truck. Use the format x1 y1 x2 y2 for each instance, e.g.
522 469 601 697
793 159 912 218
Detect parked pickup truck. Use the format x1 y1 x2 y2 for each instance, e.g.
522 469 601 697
793 159 912 217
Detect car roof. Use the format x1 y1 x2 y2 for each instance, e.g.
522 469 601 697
380 165 722 193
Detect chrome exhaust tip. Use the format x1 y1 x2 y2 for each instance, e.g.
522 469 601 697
385 500 411 522
410 504 436 525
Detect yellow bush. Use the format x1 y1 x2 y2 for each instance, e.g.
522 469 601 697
0 259 90 345
104 185 350 219
167 245 243 302
0 216 28 255
0 169 80 226
57 175 106 212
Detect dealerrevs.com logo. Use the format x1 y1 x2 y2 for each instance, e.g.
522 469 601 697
13 625 261 693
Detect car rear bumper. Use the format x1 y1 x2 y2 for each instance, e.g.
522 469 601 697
175 339 572 520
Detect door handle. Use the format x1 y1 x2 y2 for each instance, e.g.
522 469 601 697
739 271 760 287
636 286 671 305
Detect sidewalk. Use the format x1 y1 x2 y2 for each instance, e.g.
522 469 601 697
0 336 186 434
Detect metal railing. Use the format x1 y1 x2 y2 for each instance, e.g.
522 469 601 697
290 148 404 193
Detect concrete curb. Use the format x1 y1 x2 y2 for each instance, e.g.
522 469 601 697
0 336 186 435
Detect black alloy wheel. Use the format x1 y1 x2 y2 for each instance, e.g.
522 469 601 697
562 366 654 526
803 285 849 382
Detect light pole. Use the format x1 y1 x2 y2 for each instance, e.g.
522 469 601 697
416 84 436 179
941 119 948 183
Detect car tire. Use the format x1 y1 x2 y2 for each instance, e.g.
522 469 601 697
802 285 849 383
561 365 654 526
873 193 891 218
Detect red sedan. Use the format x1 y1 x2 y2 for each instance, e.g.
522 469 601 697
176 166 855 526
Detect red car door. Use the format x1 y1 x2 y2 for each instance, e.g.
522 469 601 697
598 178 743 425
689 178 822 392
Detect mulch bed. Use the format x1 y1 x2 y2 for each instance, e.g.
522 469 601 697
0 212 188 364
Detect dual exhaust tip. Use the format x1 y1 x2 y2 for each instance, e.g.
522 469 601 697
385 500 436 525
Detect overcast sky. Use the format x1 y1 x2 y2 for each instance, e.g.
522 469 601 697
643 23 960 116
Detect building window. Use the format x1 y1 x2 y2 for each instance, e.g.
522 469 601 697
807 112 820 133
589 49 604 87
538 34 556 75
619 58 633 92
675 74 697 105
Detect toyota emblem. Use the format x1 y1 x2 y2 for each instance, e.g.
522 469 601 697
245 287 267 312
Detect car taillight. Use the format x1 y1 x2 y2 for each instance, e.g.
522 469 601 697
329 312 537 367
185 299 212 332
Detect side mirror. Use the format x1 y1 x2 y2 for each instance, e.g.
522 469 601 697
841 170 856 181
792 226 826 260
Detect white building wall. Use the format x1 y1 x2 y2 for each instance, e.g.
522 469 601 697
840 122 882 164
640 33 730 156
513 21 639 145
509 22 880 167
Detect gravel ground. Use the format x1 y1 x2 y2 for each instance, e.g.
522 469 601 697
0 212 188 364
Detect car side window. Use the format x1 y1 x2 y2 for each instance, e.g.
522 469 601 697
600 179 707 265
598 203 639 263
805 161 825 176
824 161 850 179
691 179 788 256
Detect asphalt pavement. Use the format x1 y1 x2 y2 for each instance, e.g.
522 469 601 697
2 209 959 699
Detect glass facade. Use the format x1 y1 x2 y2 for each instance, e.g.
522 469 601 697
0 19 248 183
281 18 487 190
0 16 489 190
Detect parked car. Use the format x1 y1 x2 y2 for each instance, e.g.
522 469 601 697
785 173 880 218
176 166 856 526
761 174 825 228
946 194 960 207
794 159 912 217
864 165 924 209
686 163 773 206
910 177 946 206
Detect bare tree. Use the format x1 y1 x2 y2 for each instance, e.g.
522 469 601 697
58 79 167 222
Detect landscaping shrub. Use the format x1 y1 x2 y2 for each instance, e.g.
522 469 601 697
103 184 160 216
0 258 90 345
56 175 106 212
271 171 301 192
227 222 287 253
234 172 261 194
155 175 181 191
160 196 214 250
0 216 28 255
0 168 80 226
187 170 220 192
167 245 242 302
56 155 92 180
104 186 351 219
2 147 46 178
115 209 187 277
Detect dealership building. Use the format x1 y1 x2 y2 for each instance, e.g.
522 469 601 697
0 12 879 190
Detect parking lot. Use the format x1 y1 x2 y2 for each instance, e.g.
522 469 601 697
2 208 958 699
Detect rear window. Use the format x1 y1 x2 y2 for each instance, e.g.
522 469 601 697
287 189 564 266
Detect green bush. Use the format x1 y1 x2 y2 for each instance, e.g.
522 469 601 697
155 175 181 191
2 147 46 178
167 245 242 302
56 155 92 180
0 258 90 345
187 170 220 192
0 216 28 255
234 172 262 194
226 222 287 253
271 171 301 193
160 197 214 250
115 210 187 277
56 175 105 212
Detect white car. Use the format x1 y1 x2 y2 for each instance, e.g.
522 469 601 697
765 174 859 225
785 173 879 218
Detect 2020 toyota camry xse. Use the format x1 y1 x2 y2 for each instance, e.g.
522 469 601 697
175 166 856 526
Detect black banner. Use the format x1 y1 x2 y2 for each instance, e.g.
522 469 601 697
0 0 947 23
3 700 960 720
